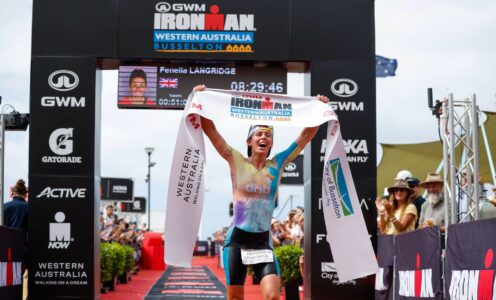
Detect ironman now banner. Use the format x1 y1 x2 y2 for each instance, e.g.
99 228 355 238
164 89 377 282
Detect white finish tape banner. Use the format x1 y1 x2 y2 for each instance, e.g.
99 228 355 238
164 89 377 282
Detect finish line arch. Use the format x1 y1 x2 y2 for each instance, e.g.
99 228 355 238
28 1 376 299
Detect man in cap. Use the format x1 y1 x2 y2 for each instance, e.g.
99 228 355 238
395 170 413 181
418 173 445 231
406 177 425 229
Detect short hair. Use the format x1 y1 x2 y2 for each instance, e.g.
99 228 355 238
129 69 147 85
105 204 114 210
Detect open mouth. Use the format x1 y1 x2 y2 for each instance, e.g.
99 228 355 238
258 141 267 150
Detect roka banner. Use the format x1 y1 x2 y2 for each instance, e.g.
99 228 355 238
164 89 377 282
445 218 496 300
375 234 394 300
394 227 443 299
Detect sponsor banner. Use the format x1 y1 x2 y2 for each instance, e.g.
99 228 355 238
308 60 376 297
119 0 290 60
445 218 496 300
304 178 375 297
101 177 134 202
117 64 286 109
121 197 147 214
29 57 97 175
281 154 303 185
0 226 25 300
165 89 377 283
394 227 443 299
28 175 97 298
375 234 394 300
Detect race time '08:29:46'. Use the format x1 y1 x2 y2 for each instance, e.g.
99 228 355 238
230 81 285 93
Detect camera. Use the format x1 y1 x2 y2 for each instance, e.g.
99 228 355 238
3 111 30 131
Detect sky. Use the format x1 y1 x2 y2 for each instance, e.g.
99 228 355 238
1 0 495 237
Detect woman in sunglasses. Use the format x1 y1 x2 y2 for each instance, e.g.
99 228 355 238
376 179 417 235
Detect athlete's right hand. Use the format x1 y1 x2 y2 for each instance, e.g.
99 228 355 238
193 85 207 92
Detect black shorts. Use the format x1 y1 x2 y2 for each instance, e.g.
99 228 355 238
222 227 280 285
222 246 280 286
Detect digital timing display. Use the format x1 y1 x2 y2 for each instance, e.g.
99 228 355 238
117 64 287 109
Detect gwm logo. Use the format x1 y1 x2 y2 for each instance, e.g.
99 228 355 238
48 70 79 92
284 162 297 172
449 249 495 300
330 78 358 98
48 212 74 249
398 253 434 298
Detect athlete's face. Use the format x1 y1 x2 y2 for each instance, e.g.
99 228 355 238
130 77 146 97
248 129 273 156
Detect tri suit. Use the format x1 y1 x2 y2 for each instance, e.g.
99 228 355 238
223 142 301 285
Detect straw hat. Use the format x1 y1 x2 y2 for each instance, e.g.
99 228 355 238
387 179 414 194
419 173 444 188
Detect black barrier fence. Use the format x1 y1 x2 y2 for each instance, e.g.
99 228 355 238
445 218 496 300
376 234 394 300
375 227 443 300
0 226 26 300
375 218 496 300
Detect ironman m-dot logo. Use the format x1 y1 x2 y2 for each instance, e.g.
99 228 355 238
48 212 74 249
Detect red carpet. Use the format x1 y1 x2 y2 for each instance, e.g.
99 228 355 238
102 256 301 300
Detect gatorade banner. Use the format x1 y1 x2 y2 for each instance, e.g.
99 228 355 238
375 234 394 300
164 89 377 282
394 227 443 299
445 219 496 300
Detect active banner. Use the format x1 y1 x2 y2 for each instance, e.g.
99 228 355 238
445 218 496 300
394 227 443 299
375 234 394 300
164 88 377 282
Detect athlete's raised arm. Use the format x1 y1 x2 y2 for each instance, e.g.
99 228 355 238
192 85 233 162
294 94 330 149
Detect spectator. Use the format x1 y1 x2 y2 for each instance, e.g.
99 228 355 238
489 186 496 206
395 169 413 181
103 204 116 227
406 177 426 228
3 179 29 233
418 173 446 231
376 179 417 235
295 206 304 214
290 212 304 246
270 220 282 247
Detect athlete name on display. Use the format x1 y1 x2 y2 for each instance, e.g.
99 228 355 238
240 249 274 265
118 64 287 110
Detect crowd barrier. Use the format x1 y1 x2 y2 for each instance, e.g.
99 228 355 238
0 226 25 300
375 218 496 300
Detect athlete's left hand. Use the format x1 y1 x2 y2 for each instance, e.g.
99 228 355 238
316 94 329 103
